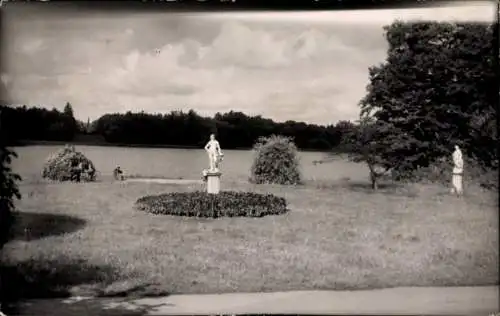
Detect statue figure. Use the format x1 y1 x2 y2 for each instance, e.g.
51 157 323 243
204 134 223 172
451 144 464 196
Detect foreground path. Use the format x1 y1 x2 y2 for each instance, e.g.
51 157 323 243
12 286 499 315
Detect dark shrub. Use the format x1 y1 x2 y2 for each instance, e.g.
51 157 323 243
250 135 302 185
1 108 21 249
1 112 22 314
0 147 21 249
135 191 288 218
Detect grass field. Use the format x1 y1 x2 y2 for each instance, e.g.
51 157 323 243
1 173 498 300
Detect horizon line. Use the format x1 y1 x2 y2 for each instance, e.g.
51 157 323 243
2 104 358 127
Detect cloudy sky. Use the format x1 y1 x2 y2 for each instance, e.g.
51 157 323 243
1 1 495 125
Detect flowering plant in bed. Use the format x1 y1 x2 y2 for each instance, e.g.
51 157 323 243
135 191 288 218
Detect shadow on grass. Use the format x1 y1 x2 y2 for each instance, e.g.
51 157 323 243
345 182 411 194
8 298 175 316
0 256 170 315
0 258 117 299
0 257 114 314
10 211 87 241
314 180 419 197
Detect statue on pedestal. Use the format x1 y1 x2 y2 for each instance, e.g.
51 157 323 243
204 134 223 172
451 144 464 196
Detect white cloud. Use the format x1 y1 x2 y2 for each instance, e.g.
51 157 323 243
50 20 381 124
18 38 45 54
202 22 291 69
125 28 134 36
1 73 11 86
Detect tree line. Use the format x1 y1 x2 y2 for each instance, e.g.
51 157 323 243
0 104 357 151
0 102 78 143
92 110 358 150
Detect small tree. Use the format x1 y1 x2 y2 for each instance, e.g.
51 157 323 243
62 102 78 140
250 135 302 185
63 102 74 118
340 117 404 190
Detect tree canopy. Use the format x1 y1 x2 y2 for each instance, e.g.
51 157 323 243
356 21 497 178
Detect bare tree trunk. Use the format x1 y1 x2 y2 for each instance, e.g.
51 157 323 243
367 163 378 190
370 171 378 190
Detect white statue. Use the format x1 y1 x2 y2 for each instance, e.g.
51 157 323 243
204 134 223 172
451 144 464 196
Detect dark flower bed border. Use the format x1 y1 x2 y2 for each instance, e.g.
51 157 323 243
135 191 288 218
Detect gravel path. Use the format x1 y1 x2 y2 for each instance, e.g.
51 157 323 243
125 178 203 185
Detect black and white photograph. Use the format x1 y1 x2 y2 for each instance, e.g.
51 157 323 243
0 1 498 315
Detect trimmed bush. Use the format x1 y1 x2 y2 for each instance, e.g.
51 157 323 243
42 146 97 182
135 191 288 218
250 135 302 185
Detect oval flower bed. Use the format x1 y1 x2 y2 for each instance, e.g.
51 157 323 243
135 191 288 218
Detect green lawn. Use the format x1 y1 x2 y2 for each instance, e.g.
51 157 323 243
1 179 498 301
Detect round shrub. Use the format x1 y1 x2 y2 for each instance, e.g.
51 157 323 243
42 146 97 182
250 135 302 185
135 191 288 218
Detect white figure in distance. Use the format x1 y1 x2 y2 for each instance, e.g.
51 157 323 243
451 144 464 196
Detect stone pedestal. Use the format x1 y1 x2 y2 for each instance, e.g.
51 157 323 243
206 170 221 194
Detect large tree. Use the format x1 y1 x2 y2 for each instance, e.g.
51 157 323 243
359 21 497 177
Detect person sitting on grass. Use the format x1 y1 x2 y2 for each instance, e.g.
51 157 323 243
113 166 124 181
87 164 96 180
